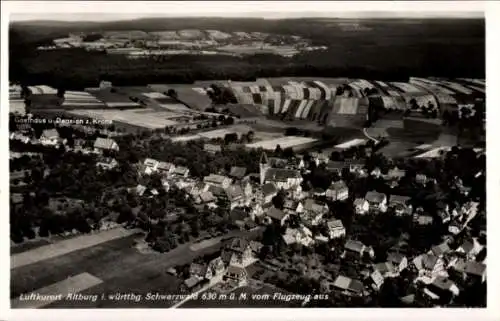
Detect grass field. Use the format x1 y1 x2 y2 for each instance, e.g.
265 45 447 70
246 136 317 151
11 227 142 270
11 239 52 255
67 109 179 129
11 228 264 307
12 272 103 309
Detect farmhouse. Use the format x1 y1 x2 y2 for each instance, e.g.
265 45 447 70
93 137 119 153
96 157 118 170
332 275 365 297
40 129 62 146
229 166 247 180
326 219 346 239
389 195 412 215
364 191 387 212
353 198 370 215
282 225 314 247
326 180 349 201
204 174 232 189
204 143 222 154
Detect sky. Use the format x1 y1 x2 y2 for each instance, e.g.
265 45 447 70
7 1 485 22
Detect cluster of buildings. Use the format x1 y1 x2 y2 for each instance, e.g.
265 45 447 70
38 29 319 58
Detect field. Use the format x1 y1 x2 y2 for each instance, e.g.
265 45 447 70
334 138 367 150
67 109 180 129
246 136 318 151
197 125 253 139
12 272 103 308
148 84 212 111
11 228 263 307
11 227 142 269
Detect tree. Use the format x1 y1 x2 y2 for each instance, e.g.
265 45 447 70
274 144 283 155
166 89 178 99
246 130 255 143
272 190 286 210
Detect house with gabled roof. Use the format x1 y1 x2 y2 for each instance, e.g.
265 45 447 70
189 263 208 280
427 276 460 302
454 260 487 283
224 184 247 209
385 167 406 181
342 240 374 260
344 158 365 174
364 191 387 212
96 157 118 170
412 253 445 279
197 191 217 208
373 262 398 278
223 238 256 267
157 161 175 175
310 151 330 166
229 166 247 180
455 238 484 261
430 242 452 258
266 207 289 226
387 252 408 273
283 200 303 214
172 166 190 178
261 182 278 204
204 143 222 154
282 225 314 247
93 137 119 153
389 195 412 216
325 160 346 175
223 264 259 286
40 128 63 146
143 158 160 175
353 198 369 215
264 168 302 190
301 199 327 227
204 174 232 189
206 257 227 282
415 173 428 185
326 219 346 239
332 275 366 297
326 180 349 201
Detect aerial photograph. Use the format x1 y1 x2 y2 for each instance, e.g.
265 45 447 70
7 2 486 309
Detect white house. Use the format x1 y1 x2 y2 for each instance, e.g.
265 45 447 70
326 180 349 201
282 225 315 247
143 158 160 175
327 219 346 239
364 191 387 212
40 129 63 146
353 198 370 215
204 174 233 189
93 137 119 153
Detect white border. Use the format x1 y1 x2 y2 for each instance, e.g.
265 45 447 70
1 1 498 321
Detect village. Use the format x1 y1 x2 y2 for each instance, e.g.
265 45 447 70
9 111 486 307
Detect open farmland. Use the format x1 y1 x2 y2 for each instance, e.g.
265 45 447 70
11 227 142 270
67 109 179 129
333 138 367 150
12 272 103 309
246 136 318 151
11 228 263 307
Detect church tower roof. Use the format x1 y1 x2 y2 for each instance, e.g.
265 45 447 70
260 152 268 164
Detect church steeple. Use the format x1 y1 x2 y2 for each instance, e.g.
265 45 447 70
260 152 268 164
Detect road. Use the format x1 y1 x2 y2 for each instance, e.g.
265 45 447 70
363 127 379 144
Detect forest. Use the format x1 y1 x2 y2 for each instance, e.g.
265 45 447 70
9 17 485 89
